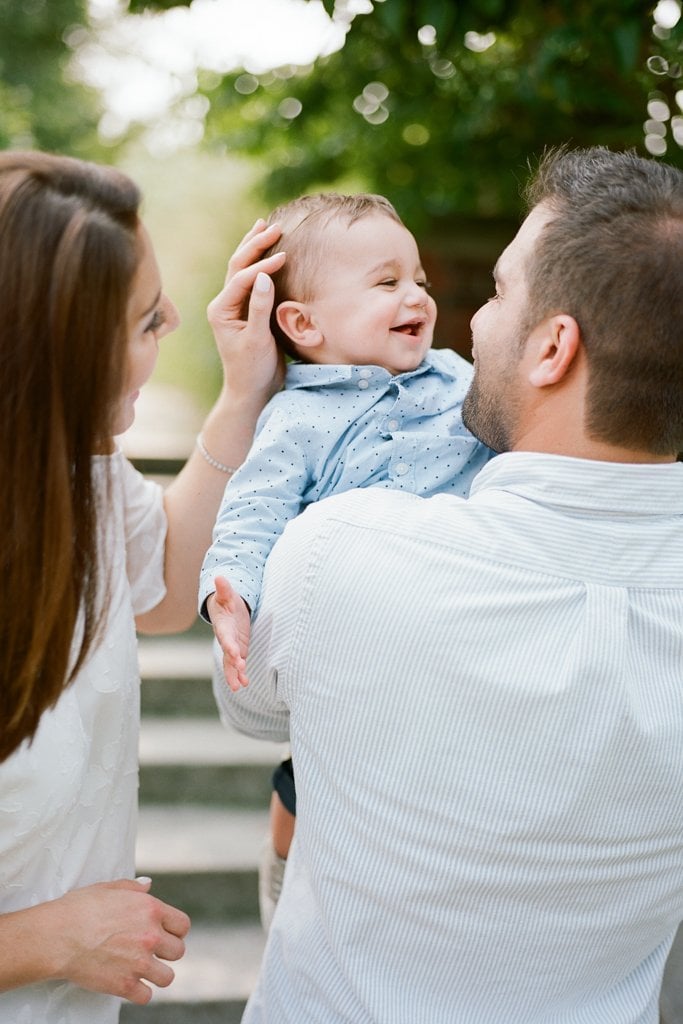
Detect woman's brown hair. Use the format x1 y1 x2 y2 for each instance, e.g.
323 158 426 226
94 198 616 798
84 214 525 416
0 151 142 761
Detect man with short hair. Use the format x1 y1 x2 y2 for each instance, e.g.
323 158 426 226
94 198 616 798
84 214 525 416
215 147 683 1023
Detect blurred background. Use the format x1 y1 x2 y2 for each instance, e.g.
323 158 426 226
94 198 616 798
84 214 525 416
1 0 681 414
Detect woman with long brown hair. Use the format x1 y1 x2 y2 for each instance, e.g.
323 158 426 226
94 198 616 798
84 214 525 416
0 150 283 1021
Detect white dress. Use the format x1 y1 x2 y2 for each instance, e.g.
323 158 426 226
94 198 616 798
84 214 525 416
0 451 167 1024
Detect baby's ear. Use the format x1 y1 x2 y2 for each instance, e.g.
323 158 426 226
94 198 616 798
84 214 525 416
275 301 323 350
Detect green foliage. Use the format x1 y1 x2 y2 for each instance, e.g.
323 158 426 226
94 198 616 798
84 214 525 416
197 0 683 230
0 0 102 155
127 0 189 9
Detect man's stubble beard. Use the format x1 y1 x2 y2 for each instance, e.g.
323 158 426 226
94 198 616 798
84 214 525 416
462 371 513 455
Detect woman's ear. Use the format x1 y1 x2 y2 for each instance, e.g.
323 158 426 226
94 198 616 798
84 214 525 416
528 315 581 388
276 302 324 350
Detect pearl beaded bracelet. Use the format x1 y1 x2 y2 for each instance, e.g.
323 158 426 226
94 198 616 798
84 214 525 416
196 433 238 475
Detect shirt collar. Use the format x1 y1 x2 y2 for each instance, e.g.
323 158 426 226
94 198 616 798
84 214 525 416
470 451 683 516
284 349 442 391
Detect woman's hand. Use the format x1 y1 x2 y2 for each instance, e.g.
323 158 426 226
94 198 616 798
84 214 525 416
0 878 190 1005
207 219 286 403
56 879 190 1004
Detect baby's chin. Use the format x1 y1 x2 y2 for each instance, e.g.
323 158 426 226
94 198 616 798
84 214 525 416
384 349 432 376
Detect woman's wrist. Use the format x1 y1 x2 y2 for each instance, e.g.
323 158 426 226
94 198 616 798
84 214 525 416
195 433 237 475
0 901 64 990
198 387 269 472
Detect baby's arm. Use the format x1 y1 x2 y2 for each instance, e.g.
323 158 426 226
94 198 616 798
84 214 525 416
207 576 251 691
199 398 312 683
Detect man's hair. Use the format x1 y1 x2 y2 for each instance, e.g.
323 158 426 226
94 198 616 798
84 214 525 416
263 193 403 359
523 146 683 456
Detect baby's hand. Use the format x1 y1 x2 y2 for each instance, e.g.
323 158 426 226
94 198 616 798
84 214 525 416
207 577 251 691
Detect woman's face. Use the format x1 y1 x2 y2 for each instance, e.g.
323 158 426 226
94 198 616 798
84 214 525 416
113 224 180 437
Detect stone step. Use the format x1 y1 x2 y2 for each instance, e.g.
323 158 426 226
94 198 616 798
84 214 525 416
140 718 288 767
138 633 224 719
142 677 220 718
136 805 269 922
139 717 287 807
138 634 214 681
122 1002 244 1024
138 631 220 717
137 805 269 872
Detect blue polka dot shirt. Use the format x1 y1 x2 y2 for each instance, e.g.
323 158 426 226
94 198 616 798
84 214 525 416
199 348 494 615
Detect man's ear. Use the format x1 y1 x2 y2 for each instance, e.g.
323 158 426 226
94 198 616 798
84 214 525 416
528 315 581 388
275 301 324 350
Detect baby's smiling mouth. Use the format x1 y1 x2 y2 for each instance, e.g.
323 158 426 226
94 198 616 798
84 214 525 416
391 320 424 337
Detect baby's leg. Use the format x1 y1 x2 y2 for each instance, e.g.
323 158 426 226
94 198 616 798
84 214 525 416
259 758 296 931
270 790 296 859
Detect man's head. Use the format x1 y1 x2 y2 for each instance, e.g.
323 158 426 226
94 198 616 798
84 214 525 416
263 193 437 375
463 146 683 458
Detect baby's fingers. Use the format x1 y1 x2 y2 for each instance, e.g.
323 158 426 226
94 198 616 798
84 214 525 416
222 650 249 692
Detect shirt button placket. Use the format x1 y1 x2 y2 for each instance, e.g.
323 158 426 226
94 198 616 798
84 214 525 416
358 368 372 391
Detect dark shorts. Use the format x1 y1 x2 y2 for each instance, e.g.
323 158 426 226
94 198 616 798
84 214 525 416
272 757 296 815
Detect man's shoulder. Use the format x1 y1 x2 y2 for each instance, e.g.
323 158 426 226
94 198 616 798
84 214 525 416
289 486 466 542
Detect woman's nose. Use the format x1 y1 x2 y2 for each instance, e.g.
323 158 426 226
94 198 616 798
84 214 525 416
161 295 181 338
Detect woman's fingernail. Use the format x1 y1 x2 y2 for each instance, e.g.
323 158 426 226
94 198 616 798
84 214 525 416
255 272 271 293
135 876 152 885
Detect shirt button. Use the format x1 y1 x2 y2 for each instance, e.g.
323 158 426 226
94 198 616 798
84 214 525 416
388 419 399 431
358 379 369 390
395 462 409 476
359 368 372 379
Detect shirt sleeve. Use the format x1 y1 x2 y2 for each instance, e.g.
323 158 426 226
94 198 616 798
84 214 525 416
212 498 325 741
119 455 167 616
199 397 313 617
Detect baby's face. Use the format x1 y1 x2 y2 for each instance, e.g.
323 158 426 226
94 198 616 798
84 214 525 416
302 213 437 375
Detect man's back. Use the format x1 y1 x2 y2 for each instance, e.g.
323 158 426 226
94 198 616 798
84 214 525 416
221 452 683 1023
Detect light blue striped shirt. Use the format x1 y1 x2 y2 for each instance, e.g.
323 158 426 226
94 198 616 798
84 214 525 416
215 452 683 1023
199 347 491 614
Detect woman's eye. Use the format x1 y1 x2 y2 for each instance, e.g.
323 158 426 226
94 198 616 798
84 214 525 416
144 309 166 333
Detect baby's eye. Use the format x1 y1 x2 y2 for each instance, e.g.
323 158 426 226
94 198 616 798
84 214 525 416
144 309 166 333
417 279 432 291
378 278 398 287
